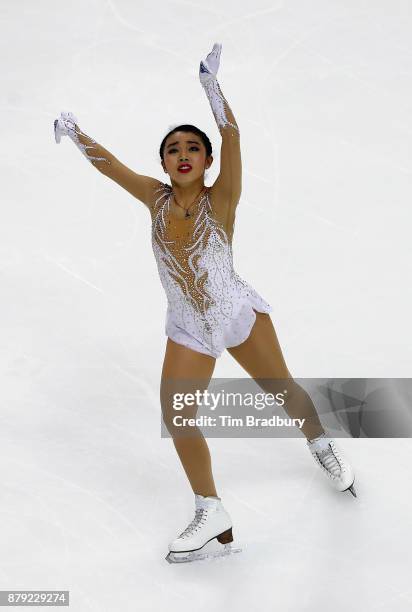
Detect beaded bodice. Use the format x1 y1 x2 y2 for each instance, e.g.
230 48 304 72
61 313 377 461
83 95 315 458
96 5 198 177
150 183 238 324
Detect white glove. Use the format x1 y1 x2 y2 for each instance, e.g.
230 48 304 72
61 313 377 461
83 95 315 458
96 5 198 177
199 42 222 87
53 111 110 165
199 43 238 132
54 111 79 143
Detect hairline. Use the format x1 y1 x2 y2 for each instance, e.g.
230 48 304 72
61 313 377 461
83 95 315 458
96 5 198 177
161 128 212 162
165 133 204 150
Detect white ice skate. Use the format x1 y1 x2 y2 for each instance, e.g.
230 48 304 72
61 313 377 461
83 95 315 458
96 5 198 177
307 433 357 497
166 494 241 564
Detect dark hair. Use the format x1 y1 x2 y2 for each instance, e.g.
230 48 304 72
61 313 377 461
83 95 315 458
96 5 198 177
159 124 212 162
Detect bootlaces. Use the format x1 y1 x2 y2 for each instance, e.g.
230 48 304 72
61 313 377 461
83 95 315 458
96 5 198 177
178 508 208 538
316 446 341 477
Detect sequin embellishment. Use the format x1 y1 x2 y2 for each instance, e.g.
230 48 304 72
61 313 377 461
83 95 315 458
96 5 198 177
150 182 272 356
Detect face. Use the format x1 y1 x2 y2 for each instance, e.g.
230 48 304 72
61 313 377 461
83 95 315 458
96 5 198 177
162 131 213 182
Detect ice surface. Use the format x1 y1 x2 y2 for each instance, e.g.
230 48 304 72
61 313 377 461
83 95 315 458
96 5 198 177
1 0 412 610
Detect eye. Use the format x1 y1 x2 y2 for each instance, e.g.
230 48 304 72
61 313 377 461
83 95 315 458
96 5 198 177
167 146 199 154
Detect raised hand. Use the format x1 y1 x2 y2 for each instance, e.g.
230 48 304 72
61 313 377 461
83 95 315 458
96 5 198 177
199 43 222 86
198 42 238 133
54 111 79 143
53 110 110 165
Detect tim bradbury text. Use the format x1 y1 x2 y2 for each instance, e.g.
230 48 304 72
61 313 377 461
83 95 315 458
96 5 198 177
172 415 306 428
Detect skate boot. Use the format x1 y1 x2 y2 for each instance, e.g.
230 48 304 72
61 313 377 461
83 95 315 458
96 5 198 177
307 433 357 497
166 494 242 564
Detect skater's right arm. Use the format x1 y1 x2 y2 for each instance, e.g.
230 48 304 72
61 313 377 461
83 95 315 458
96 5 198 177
53 111 161 210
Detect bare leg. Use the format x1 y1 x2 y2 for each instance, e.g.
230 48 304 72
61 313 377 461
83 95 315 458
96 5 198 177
160 338 218 497
227 310 325 441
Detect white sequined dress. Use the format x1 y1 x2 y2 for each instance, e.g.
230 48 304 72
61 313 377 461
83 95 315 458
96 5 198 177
150 182 272 358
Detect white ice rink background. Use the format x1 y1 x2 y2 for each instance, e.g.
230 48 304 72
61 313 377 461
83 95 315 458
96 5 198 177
1 0 411 610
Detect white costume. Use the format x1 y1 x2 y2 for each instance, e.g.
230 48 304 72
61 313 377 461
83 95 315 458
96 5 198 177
151 182 272 358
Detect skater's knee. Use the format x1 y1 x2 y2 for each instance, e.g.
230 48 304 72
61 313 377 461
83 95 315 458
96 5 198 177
160 399 178 434
160 394 200 438
256 371 296 396
160 379 203 433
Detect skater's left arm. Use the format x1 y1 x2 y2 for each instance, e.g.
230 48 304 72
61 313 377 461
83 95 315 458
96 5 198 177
199 43 241 206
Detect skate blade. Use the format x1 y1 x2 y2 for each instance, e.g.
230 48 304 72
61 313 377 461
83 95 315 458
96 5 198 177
166 543 242 564
54 120 61 144
347 482 357 498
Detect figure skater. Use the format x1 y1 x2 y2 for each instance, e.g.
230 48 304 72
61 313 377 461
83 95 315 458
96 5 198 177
54 43 356 564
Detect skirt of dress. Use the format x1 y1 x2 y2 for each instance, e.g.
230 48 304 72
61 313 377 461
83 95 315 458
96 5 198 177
165 280 273 358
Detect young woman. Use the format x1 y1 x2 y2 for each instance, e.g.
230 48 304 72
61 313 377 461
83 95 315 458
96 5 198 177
54 43 356 564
